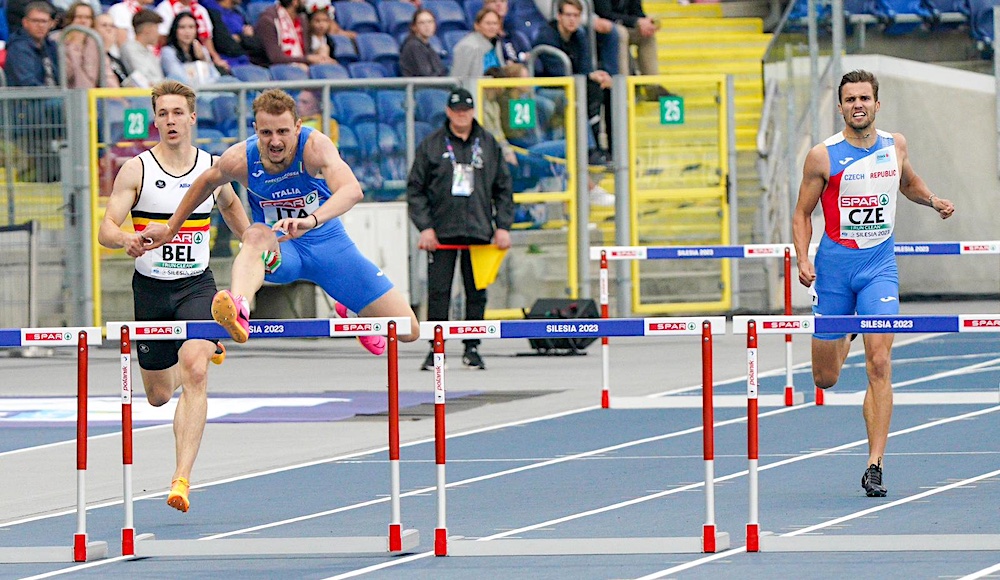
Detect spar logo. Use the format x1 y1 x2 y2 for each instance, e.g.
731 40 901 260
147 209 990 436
25 331 72 341
962 244 997 253
335 322 375 332
136 325 182 336
449 324 496 335
169 232 198 245
648 322 696 332
610 249 641 258
963 318 1000 328
746 247 778 256
763 321 803 330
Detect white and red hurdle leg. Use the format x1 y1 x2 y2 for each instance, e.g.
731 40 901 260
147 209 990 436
432 326 448 556
120 326 136 556
700 321 719 552
746 321 760 552
600 250 610 408
783 248 795 406
386 322 404 551
73 331 90 562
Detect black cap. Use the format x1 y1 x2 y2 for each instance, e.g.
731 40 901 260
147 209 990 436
447 88 474 110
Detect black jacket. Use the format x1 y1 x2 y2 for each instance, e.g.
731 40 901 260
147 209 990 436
398 34 446 77
407 119 514 242
593 0 647 29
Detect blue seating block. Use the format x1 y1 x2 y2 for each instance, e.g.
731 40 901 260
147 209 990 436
355 32 401 71
378 1 417 38
425 0 469 33
332 91 378 125
310 63 350 79
335 1 381 33
269 63 309 81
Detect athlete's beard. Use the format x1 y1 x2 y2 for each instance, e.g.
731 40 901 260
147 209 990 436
262 144 296 172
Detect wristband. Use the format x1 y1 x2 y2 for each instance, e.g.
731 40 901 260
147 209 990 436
928 194 938 207
311 214 319 227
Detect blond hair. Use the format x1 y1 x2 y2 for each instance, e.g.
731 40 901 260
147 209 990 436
150 80 196 113
252 89 299 121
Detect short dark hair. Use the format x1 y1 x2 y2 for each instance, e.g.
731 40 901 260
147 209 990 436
23 1 54 19
133 8 163 31
839 69 879 103
558 0 583 14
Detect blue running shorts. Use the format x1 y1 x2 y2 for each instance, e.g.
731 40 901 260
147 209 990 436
265 230 394 315
812 234 899 341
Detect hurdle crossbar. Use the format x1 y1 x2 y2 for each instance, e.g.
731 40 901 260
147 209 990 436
742 315 1000 552
421 318 730 556
107 317 419 558
0 328 108 563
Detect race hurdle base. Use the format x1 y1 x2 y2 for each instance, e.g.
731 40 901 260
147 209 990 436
739 314 1000 553
108 318 420 558
421 319 731 556
0 328 108 563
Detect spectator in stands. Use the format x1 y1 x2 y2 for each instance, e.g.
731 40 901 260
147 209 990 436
96 13 130 84
296 88 339 142
251 0 334 69
398 8 444 77
6 1 59 86
480 62 527 166
107 0 153 44
534 0 611 160
6 0 53 36
302 0 337 64
449 7 504 79
156 0 230 73
51 0 100 20
120 8 164 86
534 0 625 75
593 0 656 75
201 0 254 68
61 1 118 88
484 0 530 63
161 11 220 84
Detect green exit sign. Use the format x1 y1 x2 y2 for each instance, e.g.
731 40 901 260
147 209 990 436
123 108 149 140
659 95 684 125
509 98 536 130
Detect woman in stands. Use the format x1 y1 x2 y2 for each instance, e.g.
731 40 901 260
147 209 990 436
399 8 445 77
449 7 505 79
161 11 221 85
62 1 121 88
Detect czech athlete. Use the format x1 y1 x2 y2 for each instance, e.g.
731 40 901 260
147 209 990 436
142 88 419 349
98 80 251 512
793 70 955 497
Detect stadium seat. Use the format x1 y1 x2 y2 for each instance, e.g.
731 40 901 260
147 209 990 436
348 61 388 78
464 0 483 27
246 1 271 26
335 1 381 33
330 35 360 64
210 93 239 135
355 32 401 72
425 0 469 33
415 88 450 126
332 91 378 125
196 96 216 129
309 62 350 80
337 125 360 164
969 0 999 45
442 29 468 54
378 1 417 38
195 128 229 156
397 120 436 146
230 64 272 83
353 122 403 157
269 63 310 82
376 90 406 125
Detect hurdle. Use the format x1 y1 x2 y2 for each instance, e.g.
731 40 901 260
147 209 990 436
105 317 419 558
421 317 730 556
593 240 1000 408
0 327 108 563
740 314 1000 552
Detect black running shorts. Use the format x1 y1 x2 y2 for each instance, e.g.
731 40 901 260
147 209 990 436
132 270 217 371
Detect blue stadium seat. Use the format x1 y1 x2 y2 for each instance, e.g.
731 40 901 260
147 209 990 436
269 63 309 81
195 128 229 156
348 61 388 78
196 96 216 128
230 64 272 83
464 0 483 27
378 1 417 38
354 122 403 157
873 0 936 32
332 91 378 125
210 94 239 135
396 120 436 146
337 125 360 164
425 0 468 33
376 90 406 125
415 88 450 126
330 35 360 64
246 1 271 26
335 1 381 33
969 0 1000 45
442 29 468 54
355 32 401 72
309 62 350 79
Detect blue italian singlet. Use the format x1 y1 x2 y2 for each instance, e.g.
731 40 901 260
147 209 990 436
812 130 900 340
244 127 393 312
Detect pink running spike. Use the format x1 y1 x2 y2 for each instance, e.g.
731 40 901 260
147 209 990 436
335 302 386 356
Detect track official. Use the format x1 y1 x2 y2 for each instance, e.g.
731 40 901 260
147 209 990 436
407 87 514 371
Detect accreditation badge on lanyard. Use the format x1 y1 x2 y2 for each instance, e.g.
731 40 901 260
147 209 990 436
446 136 482 197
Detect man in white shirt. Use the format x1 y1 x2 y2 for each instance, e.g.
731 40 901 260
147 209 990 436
121 8 165 86
108 0 154 44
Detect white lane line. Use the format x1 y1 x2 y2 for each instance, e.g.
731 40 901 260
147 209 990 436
0 424 171 458
633 466 1000 580
958 561 1000 580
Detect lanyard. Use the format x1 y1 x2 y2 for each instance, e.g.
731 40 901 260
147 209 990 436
445 136 483 169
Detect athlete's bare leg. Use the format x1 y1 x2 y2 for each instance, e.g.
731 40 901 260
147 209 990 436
228 223 276 304
862 333 894 466
140 338 216 482
811 335 853 389
359 288 420 342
